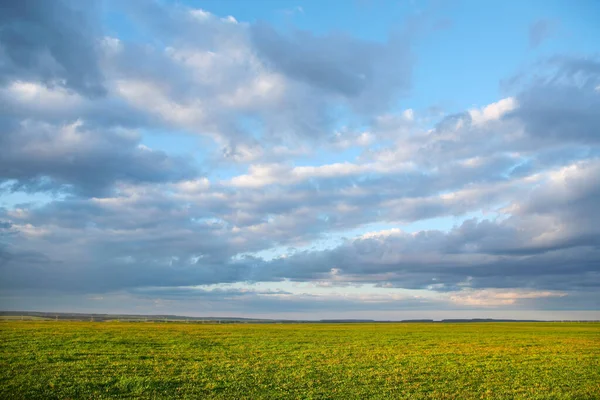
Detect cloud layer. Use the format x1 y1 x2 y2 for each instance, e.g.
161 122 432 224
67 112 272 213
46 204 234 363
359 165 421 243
0 1 598 318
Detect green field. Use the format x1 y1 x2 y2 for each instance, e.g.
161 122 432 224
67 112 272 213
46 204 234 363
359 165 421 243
1 321 599 399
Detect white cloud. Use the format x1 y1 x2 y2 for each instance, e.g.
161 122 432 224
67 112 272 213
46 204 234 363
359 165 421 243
226 159 415 188
115 79 206 129
174 178 211 193
5 81 83 108
449 289 566 306
222 16 238 24
360 228 403 239
189 9 212 20
469 97 517 125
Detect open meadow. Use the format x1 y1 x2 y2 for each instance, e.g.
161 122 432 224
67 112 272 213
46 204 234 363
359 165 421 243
1 321 599 399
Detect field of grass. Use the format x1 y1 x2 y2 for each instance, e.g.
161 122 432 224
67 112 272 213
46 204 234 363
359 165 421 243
1 321 599 399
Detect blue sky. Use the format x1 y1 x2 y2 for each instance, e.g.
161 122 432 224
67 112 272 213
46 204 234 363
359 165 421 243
0 0 599 319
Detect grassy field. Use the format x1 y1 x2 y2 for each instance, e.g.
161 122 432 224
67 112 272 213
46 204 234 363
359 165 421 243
1 321 598 399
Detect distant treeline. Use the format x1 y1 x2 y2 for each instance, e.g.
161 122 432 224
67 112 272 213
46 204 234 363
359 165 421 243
1 311 597 323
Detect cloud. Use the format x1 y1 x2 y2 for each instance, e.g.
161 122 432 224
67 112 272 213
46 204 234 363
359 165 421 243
2 156 599 299
0 1 599 316
529 19 557 49
250 23 413 113
448 289 566 307
468 97 517 125
0 119 198 196
0 0 417 197
508 57 600 144
0 0 106 97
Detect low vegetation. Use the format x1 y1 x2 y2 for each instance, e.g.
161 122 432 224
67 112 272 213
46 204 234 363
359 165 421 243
1 321 598 399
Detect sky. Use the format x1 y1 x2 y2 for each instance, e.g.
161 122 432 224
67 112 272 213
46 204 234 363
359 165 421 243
0 0 599 320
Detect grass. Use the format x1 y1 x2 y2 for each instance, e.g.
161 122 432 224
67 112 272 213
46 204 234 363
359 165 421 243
1 321 599 399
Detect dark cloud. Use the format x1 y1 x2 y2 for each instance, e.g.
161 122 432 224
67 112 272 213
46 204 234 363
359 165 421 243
250 24 413 113
0 120 199 196
0 0 106 97
509 57 600 145
1 157 599 297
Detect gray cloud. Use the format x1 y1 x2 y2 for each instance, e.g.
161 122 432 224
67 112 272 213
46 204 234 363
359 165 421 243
250 24 412 112
0 0 106 97
1 157 599 297
508 58 600 145
0 120 199 196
